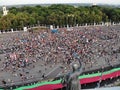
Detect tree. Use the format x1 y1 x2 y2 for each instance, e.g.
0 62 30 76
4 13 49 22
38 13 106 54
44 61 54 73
0 4 119 30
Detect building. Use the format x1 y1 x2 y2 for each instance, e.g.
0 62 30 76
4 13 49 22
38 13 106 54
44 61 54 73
2 6 8 16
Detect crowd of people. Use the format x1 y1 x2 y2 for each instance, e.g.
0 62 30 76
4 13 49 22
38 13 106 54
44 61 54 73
0 25 120 87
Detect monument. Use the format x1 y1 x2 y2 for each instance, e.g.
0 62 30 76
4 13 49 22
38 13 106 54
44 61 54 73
62 62 83 90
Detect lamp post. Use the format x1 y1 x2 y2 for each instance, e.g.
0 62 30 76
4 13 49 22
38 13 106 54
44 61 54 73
98 67 103 88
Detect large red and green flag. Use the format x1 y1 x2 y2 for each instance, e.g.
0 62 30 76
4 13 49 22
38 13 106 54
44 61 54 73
14 67 120 90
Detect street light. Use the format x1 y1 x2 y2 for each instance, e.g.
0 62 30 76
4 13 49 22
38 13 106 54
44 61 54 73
97 67 103 88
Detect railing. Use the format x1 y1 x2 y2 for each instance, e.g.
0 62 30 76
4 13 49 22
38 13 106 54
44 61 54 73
0 62 120 89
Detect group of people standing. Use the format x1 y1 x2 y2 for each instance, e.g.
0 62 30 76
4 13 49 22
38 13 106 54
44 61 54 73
0 25 120 87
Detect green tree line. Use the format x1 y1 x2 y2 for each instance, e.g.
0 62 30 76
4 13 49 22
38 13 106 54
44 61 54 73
0 4 120 30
